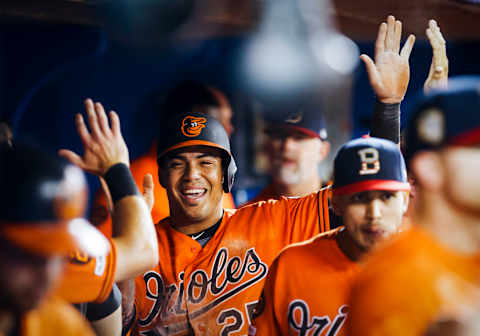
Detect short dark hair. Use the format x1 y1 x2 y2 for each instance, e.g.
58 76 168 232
162 81 219 117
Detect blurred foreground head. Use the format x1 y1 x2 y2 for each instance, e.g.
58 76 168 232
0 143 108 313
405 76 480 214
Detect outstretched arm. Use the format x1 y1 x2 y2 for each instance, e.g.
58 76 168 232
59 99 158 282
362 15 416 144
424 19 448 93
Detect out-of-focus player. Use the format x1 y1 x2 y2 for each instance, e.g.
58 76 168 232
121 111 332 335
346 77 480 336
250 137 410 335
0 105 157 335
403 19 448 223
90 81 235 238
0 143 104 335
56 99 159 335
248 15 415 204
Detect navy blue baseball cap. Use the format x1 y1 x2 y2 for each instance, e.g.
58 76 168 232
333 136 410 195
405 76 480 167
264 102 328 140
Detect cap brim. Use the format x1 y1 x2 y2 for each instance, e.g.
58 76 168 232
265 124 322 139
448 126 480 146
333 180 411 196
158 140 231 158
1 218 110 257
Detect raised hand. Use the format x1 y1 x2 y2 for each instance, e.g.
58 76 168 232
361 15 416 104
424 19 448 93
59 99 129 176
142 173 154 212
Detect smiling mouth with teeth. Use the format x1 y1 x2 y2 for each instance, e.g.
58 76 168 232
182 188 207 201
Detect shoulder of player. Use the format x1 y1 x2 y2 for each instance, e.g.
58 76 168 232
275 228 342 263
354 228 435 287
246 184 278 204
26 296 95 334
154 217 176 236
238 188 329 212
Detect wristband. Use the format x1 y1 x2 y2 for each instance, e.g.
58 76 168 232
104 163 140 203
86 284 122 321
370 100 401 144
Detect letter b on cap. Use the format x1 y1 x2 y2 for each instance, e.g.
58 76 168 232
358 148 380 175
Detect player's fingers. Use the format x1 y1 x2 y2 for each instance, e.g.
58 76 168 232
426 28 439 53
84 98 95 115
433 66 444 79
85 99 102 140
143 173 154 193
426 27 434 42
95 102 111 136
400 34 416 59
430 20 442 41
393 20 402 54
360 54 381 87
385 15 395 51
58 149 86 169
374 22 387 58
434 22 446 44
142 173 154 211
110 111 121 137
75 113 93 146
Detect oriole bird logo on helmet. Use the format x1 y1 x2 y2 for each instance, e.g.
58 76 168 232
181 116 207 137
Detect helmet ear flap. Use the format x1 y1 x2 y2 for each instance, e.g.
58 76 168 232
223 155 237 193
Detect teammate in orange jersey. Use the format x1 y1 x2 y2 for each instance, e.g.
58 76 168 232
250 136 410 336
120 97 406 335
248 15 415 204
56 99 158 336
0 143 107 336
0 101 157 335
90 81 235 238
120 111 332 335
346 77 480 336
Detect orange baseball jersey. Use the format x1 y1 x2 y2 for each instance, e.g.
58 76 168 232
245 183 331 207
346 228 480 336
246 184 278 205
132 189 331 335
251 228 360 336
15 296 95 336
91 145 235 237
55 238 117 304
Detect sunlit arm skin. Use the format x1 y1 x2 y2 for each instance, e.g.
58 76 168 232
91 305 122 336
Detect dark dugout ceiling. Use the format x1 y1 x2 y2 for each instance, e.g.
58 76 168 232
1 0 479 40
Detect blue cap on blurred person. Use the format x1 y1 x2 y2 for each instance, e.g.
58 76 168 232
264 101 328 140
405 76 480 167
333 136 410 195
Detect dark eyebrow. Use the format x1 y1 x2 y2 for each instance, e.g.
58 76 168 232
197 153 219 159
168 152 219 161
